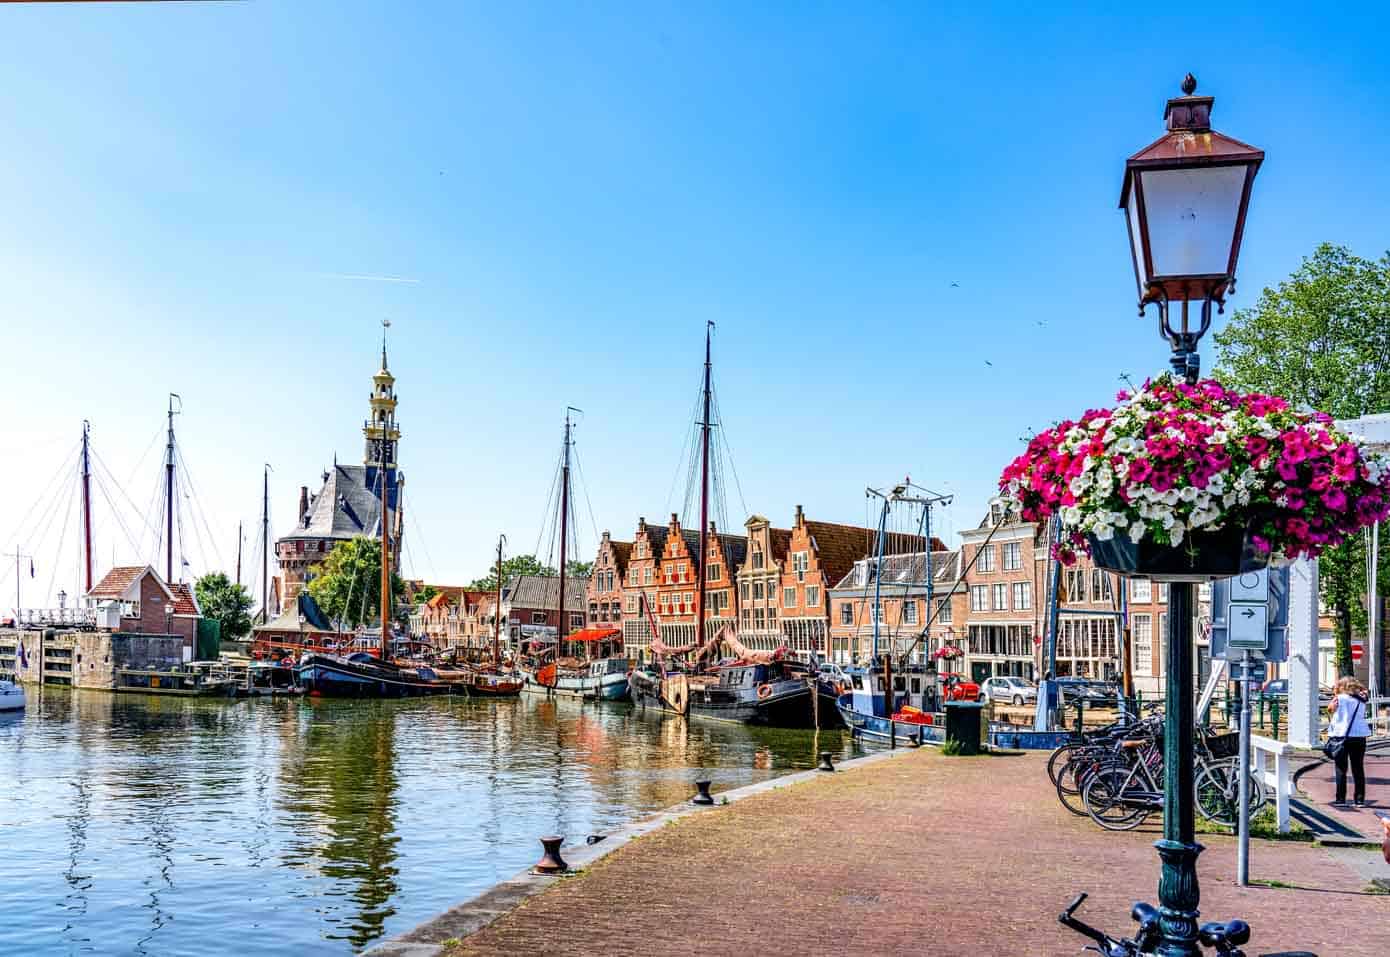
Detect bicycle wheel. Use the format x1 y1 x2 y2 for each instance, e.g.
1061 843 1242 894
1047 744 1078 789
1194 759 1265 827
1057 753 1114 817
1082 766 1151 831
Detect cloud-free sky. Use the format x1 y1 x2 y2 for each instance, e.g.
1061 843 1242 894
2 2 1387 604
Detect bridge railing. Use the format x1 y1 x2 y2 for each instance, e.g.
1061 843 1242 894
1250 733 1294 834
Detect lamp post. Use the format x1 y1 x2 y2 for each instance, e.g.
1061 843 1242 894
1119 75 1263 957
164 602 175 635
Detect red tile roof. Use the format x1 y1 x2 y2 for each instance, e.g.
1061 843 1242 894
87 565 149 599
169 582 199 616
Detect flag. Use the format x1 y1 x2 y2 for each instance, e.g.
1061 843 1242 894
29 559 34 578
17 641 27 670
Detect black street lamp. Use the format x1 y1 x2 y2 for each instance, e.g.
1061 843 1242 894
1120 76 1263 957
1120 73 1263 385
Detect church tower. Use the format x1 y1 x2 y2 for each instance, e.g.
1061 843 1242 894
363 331 401 482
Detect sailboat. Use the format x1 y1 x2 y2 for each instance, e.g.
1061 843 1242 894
521 411 631 702
296 378 449 698
461 536 523 697
626 324 817 726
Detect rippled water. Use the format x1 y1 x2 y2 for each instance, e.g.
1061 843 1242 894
0 686 860 955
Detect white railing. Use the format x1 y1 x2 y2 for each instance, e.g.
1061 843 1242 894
1250 734 1294 834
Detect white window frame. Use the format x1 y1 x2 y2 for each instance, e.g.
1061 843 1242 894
805 585 820 608
1002 542 1022 571
976 545 995 573
1131 577 1152 603
1132 614 1153 677
1012 581 1031 610
840 603 853 626
783 587 796 608
992 582 1007 611
970 585 988 612
903 601 918 626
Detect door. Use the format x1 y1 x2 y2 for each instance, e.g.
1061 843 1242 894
971 661 990 684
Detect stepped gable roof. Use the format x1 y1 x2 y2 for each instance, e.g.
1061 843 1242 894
711 529 748 573
282 464 401 542
608 540 633 575
504 575 589 613
461 590 489 611
768 528 793 562
642 524 670 556
169 582 199 616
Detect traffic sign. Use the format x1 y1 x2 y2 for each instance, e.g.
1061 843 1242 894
1352 640 1364 662
1230 569 1270 604
1228 602 1268 649
1210 565 1290 662
1231 659 1267 683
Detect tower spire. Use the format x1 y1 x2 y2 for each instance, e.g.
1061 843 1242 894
381 317 391 372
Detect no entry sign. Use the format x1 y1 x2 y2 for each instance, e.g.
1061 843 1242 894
1351 641 1364 662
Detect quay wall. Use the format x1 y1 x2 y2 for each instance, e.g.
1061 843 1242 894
0 628 186 689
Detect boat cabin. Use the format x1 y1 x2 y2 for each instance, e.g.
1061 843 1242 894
844 665 941 717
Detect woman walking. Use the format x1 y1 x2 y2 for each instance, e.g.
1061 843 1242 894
1326 677 1372 808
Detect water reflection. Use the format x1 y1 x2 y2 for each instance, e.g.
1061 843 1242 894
0 688 860 956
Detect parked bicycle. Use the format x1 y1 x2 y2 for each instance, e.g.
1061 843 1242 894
1058 892 1315 956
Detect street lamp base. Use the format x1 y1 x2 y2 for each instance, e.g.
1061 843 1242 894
1154 838 1205 956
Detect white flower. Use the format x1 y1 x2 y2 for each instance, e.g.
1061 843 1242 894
1069 475 1092 496
1128 520 1147 544
1222 491 1237 508
1162 490 1180 506
1061 506 1082 526
1161 511 1176 529
1114 436 1137 454
1179 486 1200 503
1211 429 1229 444
1093 522 1115 541
1170 522 1186 546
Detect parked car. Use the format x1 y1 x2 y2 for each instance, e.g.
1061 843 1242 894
1257 678 1333 706
981 675 1037 706
939 672 983 702
817 663 848 685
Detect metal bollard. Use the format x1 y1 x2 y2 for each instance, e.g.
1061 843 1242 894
692 779 715 805
1258 695 1266 730
1272 699 1281 738
818 751 836 772
533 836 568 874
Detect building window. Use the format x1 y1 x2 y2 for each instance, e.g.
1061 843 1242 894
754 608 765 628
1133 614 1152 677
992 583 1007 611
1065 569 1086 602
531 612 546 625
753 582 764 600
805 585 820 608
570 613 584 628
1091 570 1113 602
1012 581 1031 610
707 563 721 582
1156 582 1169 602
752 550 764 570
740 581 749 601
936 598 952 624
871 601 882 624
1131 577 1152 603
644 567 653 585
783 587 795 608
903 601 918 626
840 603 853 626
976 545 995 572
684 592 693 607
792 552 808 581
1002 542 1022 570
970 585 988 612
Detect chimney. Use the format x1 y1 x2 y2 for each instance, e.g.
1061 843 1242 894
795 504 804 526
601 530 610 543
638 516 646 533
709 520 717 534
670 512 679 527
298 486 309 521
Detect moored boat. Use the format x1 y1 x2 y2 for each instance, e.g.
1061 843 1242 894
0 678 26 711
522 627 631 702
296 652 450 698
630 657 817 726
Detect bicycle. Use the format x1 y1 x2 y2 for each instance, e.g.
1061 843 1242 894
1059 892 1316 956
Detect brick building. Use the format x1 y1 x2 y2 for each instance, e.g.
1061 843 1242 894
84 565 201 654
828 549 954 666
957 506 1044 682
497 574 588 652
618 516 668 659
276 343 404 607
585 531 632 630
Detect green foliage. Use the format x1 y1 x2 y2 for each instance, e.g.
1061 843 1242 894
415 584 439 605
193 572 252 640
467 554 557 592
307 537 407 629
940 739 967 756
1214 243 1390 676
566 560 593 580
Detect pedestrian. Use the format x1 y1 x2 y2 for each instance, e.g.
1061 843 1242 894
1325 676 1372 808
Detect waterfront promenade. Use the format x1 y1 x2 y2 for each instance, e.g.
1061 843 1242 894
387 748 1388 957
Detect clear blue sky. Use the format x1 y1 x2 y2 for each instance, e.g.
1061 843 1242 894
2 2 1388 604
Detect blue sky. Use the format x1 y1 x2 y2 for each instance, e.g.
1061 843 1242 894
2 2 1388 603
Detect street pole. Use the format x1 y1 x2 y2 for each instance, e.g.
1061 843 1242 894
1157 580 1202 956
1237 649 1253 886
1369 521 1380 719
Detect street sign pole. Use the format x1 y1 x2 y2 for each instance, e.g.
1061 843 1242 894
1237 649 1253 886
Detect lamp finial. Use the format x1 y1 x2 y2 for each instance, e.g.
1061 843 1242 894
1181 73 1197 96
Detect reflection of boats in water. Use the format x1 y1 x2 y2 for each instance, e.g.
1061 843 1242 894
114 661 238 697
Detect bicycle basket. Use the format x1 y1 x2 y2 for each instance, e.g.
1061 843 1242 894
1203 732 1240 759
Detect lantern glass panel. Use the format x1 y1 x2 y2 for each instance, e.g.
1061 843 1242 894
1139 164 1247 278
1126 186 1148 289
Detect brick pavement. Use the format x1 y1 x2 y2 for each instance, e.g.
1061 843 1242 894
445 750 1387 956
1295 743 1390 839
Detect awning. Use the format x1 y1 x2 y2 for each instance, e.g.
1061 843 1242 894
565 627 621 643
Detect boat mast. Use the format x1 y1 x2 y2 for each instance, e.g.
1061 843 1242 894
556 411 573 658
379 440 391 659
494 535 505 666
262 464 271 622
164 393 180 582
80 420 93 593
235 520 243 588
695 321 712 650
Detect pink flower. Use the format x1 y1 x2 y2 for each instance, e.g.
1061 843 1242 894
1332 461 1357 483
1251 535 1272 554
1129 458 1153 483
1244 436 1269 457
1321 488 1348 512
1275 458 1300 482
1332 444 1358 466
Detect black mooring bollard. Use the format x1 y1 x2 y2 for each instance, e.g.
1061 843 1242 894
818 751 835 771
692 779 715 805
533 835 568 874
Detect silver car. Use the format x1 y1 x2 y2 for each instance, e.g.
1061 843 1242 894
981 675 1037 706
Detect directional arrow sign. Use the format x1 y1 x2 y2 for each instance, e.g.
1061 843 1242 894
1228 601 1268 649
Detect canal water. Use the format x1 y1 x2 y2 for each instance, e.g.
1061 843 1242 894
0 686 861 955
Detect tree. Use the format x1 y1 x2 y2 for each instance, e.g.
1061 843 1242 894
566 560 593 580
467 553 557 592
1215 243 1390 675
194 572 253 640
415 584 440 605
307 537 407 630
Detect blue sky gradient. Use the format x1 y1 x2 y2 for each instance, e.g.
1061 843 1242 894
2 2 1388 600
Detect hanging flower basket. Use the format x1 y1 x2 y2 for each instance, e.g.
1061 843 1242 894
998 376 1390 579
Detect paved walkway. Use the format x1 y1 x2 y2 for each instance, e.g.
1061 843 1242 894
1293 742 1390 842
416 749 1386 957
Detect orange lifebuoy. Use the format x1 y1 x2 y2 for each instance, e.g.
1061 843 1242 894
756 683 772 700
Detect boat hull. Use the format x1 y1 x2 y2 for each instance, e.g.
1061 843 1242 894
0 682 26 712
296 654 450 698
521 669 630 701
835 694 945 746
631 671 818 728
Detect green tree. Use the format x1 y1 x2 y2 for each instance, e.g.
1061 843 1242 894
1214 242 1390 676
308 537 407 630
566 560 593 580
415 584 440 605
194 572 253 640
467 553 557 592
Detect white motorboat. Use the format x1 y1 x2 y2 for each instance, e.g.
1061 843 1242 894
0 679 26 712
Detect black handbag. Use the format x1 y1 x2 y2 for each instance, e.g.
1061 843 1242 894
1323 699 1361 761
